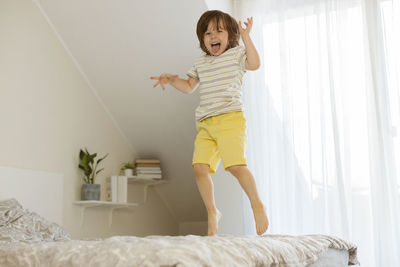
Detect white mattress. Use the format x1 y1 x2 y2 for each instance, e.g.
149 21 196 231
1 198 359 266
309 248 350 267
0 235 358 266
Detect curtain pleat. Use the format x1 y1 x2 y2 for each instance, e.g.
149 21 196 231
235 0 400 265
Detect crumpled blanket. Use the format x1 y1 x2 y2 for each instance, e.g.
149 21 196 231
0 198 70 242
0 234 358 267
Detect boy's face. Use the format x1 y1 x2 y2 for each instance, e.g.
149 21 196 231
203 19 229 56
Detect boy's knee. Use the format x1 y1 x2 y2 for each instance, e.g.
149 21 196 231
193 163 210 176
227 164 246 176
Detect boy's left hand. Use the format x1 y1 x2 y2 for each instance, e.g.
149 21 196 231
238 17 253 37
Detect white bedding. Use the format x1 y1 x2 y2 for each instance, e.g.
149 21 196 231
0 234 358 267
309 248 349 267
0 198 358 266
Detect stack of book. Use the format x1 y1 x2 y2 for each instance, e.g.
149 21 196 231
135 159 162 179
106 176 128 203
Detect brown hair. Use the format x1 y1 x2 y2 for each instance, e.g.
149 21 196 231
196 10 240 55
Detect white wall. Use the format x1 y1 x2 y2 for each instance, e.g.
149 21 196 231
205 0 233 13
179 221 207 236
213 166 245 235
0 0 178 238
35 0 210 225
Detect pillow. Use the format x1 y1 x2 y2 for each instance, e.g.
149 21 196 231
0 198 70 242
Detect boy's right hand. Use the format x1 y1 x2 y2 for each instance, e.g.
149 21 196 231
150 74 179 91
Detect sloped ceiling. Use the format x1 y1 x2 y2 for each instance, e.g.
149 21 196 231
37 0 209 222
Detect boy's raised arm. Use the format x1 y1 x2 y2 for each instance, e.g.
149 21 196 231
238 17 261 71
150 74 199 94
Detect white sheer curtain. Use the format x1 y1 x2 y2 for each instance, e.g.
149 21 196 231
234 0 400 266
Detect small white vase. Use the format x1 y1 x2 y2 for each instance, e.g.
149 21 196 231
124 169 133 176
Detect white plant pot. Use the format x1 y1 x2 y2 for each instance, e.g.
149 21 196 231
124 169 133 176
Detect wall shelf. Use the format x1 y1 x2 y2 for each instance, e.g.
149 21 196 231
74 177 166 227
127 176 163 183
73 200 138 227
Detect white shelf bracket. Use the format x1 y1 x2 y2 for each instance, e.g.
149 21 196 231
74 201 138 228
108 206 137 228
109 208 116 227
143 184 150 203
80 206 87 227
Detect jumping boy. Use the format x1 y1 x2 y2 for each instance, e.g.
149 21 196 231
150 10 269 236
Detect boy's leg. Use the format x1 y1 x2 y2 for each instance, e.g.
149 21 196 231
227 165 269 235
192 163 221 236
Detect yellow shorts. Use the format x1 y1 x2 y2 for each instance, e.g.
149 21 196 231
192 111 247 174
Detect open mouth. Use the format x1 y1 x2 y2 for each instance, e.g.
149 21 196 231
211 42 221 54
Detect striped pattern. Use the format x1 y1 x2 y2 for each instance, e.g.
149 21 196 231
188 46 247 121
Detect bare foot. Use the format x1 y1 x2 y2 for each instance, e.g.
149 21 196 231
252 204 269 235
207 209 222 236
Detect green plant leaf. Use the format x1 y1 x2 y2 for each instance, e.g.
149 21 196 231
78 148 108 184
82 155 90 169
79 149 85 160
78 164 86 172
97 153 108 164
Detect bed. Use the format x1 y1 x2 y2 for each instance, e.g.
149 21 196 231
0 166 358 266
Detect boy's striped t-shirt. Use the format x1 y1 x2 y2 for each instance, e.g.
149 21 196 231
187 46 247 122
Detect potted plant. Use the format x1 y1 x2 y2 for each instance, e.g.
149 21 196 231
78 148 108 200
120 162 135 176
